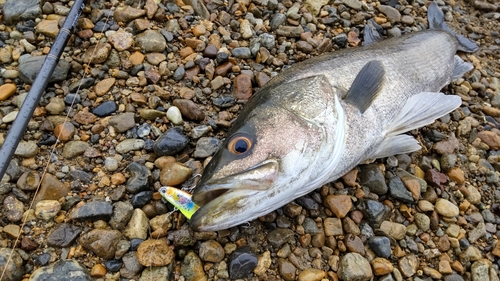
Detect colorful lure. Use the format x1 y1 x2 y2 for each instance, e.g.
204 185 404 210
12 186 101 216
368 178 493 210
159 186 200 219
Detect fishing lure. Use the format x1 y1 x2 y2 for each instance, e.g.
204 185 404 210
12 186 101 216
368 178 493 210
159 186 200 219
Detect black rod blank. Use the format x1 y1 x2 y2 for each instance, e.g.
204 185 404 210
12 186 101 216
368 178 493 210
0 0 85 180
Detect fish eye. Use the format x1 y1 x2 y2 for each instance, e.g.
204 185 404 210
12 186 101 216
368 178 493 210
227 134 253 155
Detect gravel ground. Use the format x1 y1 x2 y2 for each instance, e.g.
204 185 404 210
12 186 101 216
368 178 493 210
0 0 499 280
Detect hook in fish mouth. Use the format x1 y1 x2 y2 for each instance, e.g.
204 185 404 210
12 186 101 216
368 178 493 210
192 159 279 206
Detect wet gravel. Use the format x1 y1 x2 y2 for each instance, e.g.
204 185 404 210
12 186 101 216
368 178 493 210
0 0 500 280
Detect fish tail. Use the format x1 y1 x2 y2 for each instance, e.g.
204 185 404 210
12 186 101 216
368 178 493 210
427 2 478 52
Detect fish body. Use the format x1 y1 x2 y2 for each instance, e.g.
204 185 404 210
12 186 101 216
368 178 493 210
189 3 478 231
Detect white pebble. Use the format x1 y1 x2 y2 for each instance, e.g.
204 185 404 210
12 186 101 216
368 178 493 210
166 106 183 125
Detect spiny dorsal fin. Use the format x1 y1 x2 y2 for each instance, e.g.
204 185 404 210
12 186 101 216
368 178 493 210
345 60 385 113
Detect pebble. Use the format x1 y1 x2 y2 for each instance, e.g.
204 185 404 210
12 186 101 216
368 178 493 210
378 5 401 22
368 236 391 258
114 6 146 23
414 213 431 231
14 140 38 157
47 223 82 247
109 112 136 133
116 139 145 154
181 251 207 281
435 198 459 217
62 141 90 159
338 253 373 281
139 266 169 280
153 127 189 156
298 268 325 281
388 176 415 203
166 106 183 125
109 201 134 230
279 258 296 281
172 99 205 121
34 173 69 206
124 208 149 239
0 83 16 101
107 29 134 51
126 162 150 193
372 257 394 276
380 221 406 240
95 78 115 96
0 247 24 280
92 100 118 117
35 200 61 220
254 251 271 276
229 248 258 279
30 260 91 281
267 228 295 248
135 30 167 52
36 20 59 38
4 195 24 222
137 239 174 266
159 161 192 186
399 254 419 277
199 240 225 262
54 122 75 142
70 201 113 221
342 0 362 10
324 194 352 218
194 137 220 158
359 164 388 195
80 229 121 259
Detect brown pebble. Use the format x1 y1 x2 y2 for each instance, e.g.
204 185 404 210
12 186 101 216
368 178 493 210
203 44 218 58
447 167 465 184
54 122 75 142
324 195 352 218
299 234 311 247
192 24 206 36
311 232 325 247
21 236 39 251
129 51 145 65
478 131 500 150
438 260 452 274
0 84 16 101
234 73 252 100
95 78 115 96
371 257 394 276
111 173 126 185
344 234 365 255
137 239 174 266
437 235 450 252
342 168 358 187
256 72 271 87
350 210 363 224
172 99 205 121
424 169 447 188
214 62 233 77
179 46 194 58
159 162 192 186
90 264 106 278
73 111 97 125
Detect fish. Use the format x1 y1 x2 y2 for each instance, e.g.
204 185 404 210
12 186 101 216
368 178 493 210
159 186 200 219
189 2 478 231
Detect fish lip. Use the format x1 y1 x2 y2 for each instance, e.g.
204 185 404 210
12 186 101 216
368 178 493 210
191 159 279 206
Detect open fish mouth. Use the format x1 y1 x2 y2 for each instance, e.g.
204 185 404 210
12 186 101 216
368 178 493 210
192 159 279 206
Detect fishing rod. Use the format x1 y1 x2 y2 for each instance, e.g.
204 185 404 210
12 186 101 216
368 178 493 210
0 0 85 180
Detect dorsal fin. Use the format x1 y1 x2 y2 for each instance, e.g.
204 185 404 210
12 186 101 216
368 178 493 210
345 60 385 113
363 19 384 45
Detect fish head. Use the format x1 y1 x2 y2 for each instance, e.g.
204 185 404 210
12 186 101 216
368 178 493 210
191 75 345 231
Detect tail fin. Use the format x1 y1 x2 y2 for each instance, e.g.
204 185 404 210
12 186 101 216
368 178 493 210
427 2 478 52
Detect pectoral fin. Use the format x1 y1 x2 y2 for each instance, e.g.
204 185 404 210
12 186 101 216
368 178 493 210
387 92 462 136
452 55 473 80
369 135 421 159
363 19 384 45
345 60 385 113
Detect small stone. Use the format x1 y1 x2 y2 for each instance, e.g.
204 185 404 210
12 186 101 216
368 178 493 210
378 5 401 22
359 164 388 195
172 99 205 121
166 106 183 125
324 217 343 236
82 43 112 64
3 224 21 238
372 258 394 276
70 201 113 221
63 141 90 159
192 24 206 36
368 236 391 258
47 223 82 247
181 251 207 281
159 162 192 186
30 260 90 281
471 259 491 281
380 221 406 240
108 30 134 51
114 6 146 23
254 251 271 276
92 101 118 117
435 198 459 217
279 258 296 281
423 266 442 279
199 240 224 262
447 167 465 184
36 20 59 38
324 194 352 218
267 228 295 248
414 213 430 231
14 140 38 158
126 162 150 193
136 30 167 53
137 239 174 266
124 209 149 239
91 264 106 278
234 73 252 100
54 122 75 142
338 253 373 281
0 84 16 101
109 201 134 230
35 200 61 220
116 139 145 154
398 254 419 278
4 195 24 222
298 268 326 281
194 137 220 158
229 247 258 279
80 229 121 259
95 78 115 96
34 174 69 206
19 56 70 84
109 112 136 133
153 127 189 156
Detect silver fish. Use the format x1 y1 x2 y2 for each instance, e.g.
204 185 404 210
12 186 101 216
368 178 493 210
190 2 478 231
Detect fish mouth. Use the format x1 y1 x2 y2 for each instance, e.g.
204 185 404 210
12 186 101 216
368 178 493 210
191 159 279 206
